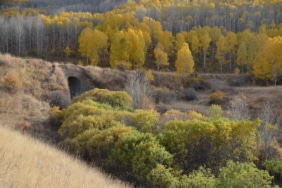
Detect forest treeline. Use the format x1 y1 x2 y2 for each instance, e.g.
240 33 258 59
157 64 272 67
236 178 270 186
0 0 282 82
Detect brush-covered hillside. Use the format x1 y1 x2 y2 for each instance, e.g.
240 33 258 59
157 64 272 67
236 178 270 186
1 0 282 187
2 53 282 187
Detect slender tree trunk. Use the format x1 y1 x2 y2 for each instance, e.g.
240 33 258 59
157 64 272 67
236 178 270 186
203 50 206 72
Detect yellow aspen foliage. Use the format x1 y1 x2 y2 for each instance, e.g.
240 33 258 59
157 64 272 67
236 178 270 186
254 36 282 85
188 110 204 119
138 22 152 48
146 69 154 81
236 42 247 72
226 32 237 54
198 27 211 70
246 33 268 70
175 43 194 75
110 30 131 69
216 35 228 72
187 30 200 54
158 31 174 53
78 28 108 65
175 32 187 51
125 28 146 69
153 43 169 70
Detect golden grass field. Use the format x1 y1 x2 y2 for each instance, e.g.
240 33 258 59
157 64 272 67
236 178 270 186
0 126 132 188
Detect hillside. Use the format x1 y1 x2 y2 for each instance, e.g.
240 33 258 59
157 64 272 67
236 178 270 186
1 53 282 187
0 126 132 188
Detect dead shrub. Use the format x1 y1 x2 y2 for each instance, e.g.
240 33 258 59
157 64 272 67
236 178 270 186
3 75 22 93
227 74 252 86
152 72 183 91
15 121 31 134
183 75 211 90
159 109 189 125
48 90 71 109
151 87 176 104
179 87 197 101
125 71 150 109
138 96 155 110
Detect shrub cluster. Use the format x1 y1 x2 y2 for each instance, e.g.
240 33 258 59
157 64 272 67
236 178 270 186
182 75 211 90
72 88 132 110
58 88 275 188
151 87 176 104
209 90 225 104
179 87 197 101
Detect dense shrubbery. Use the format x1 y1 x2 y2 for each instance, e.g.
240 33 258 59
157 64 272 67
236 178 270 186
71 88 132 110
58 88 277 187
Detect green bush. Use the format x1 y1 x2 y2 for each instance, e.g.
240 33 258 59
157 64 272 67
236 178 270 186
49 106 65 129
110 131 173 185
216 161 273 188
147 164 180 188
264 158 282 184
208 104 223 118
86 123 134 166
58 101 115 138
131 109 159 133
180 167 216 188
72 88 132 110
160 117 260 173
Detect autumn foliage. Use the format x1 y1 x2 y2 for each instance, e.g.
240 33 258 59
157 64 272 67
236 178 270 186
58 88 276 187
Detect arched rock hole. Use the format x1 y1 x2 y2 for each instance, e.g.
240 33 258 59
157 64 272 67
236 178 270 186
68 76 81 99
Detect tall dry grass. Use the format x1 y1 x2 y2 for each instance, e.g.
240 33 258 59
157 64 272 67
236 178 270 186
0 53 69 99
0 126 132 188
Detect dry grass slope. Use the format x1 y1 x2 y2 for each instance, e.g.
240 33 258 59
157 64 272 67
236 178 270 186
0 126 132 188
